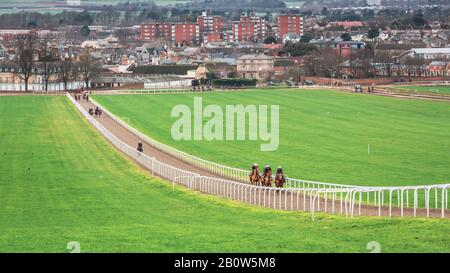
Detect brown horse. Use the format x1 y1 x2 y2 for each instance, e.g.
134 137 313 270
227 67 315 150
261 165 273 187
137 141 144 153
249 163 261 185
274 166 286 188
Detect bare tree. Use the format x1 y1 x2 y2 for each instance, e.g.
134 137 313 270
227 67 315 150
348 48 374 78
40 36 54 91
305 48 343 78
373 51 394 77
16 34 37 91
404 57 428 77
59 57 77 91
79 50 100 88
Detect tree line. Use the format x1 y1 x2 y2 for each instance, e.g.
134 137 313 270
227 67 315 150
13 35 100 91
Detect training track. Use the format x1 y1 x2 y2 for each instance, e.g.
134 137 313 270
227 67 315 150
73 93 449 219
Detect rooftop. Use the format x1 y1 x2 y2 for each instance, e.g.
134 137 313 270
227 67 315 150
237 54 273 60
412 48 450 54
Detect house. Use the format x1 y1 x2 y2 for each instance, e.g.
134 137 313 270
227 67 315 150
236 54 274 80
135 47 151 64
338 59 369 79
327 21 364 29
282 33 302 44
428 61 447 77
0 62 84 91
0 44 6 61
390 64 429 77
396 48 450 62
203 62 236 79
374 42 426 61
310 37 365 57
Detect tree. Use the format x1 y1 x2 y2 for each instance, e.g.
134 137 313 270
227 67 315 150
74 12 93 25
403 57 427 77
340 32 352 41
16 35 37 92
306 48 344 78
300 32 313 43
27 21 37 28
80 25 91 37
412 12 428 28
367 28 380 40
283 42 317 57
59 57 77 91
373 51 394 77
264 37 278 44
39 36 55 92
79 50 99 88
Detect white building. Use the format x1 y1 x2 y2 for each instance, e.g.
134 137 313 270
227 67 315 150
407 48 450 60
66 0 81 6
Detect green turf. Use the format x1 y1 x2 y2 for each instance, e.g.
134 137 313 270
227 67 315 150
388 85 450 95
0 95 449 253
93 89 450 187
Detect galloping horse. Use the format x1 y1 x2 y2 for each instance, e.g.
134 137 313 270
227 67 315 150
274 166 286 188
261 165 273 187
249 163 261 185
137 141 144 153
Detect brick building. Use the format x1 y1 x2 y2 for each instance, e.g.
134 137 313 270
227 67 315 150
141 23 200 45
277 15 304 39
197 11 223 42
230 16 266 43
236 54 274 80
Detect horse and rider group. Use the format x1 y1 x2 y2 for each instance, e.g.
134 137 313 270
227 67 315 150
72 89 103 118
249 163 286 188
354 84 375 93
88 106 103 118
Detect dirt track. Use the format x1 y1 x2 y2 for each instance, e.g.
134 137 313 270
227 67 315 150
75 94 448 219
329 86 450 103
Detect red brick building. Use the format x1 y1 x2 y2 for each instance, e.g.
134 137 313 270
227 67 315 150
140 23 172 41
206 33 222 43
140 23 200 45
230 16 266 42
277 15 304 39
197 11 222 42
172 23 200 45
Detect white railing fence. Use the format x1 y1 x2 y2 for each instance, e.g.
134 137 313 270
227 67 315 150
311 184 449 219
67 93 449 219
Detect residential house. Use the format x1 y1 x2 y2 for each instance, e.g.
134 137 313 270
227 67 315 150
0 44 6 61
236 54 274 80
310 37 365 57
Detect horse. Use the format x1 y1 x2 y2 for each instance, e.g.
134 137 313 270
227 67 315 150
249 163 261 185
137 141 144 153
261 165 273 187
274 166 286 188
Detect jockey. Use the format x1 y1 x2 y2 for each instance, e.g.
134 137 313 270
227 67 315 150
275 166 286 188
137 141 144 153
249 163 260 184
262 165 273 187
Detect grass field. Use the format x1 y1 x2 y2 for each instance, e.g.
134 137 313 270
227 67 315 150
0 95 449 252
93 89 450 187
387 85 450 95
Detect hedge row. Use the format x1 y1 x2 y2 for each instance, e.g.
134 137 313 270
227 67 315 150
132 65 198 75
211 78 257 87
